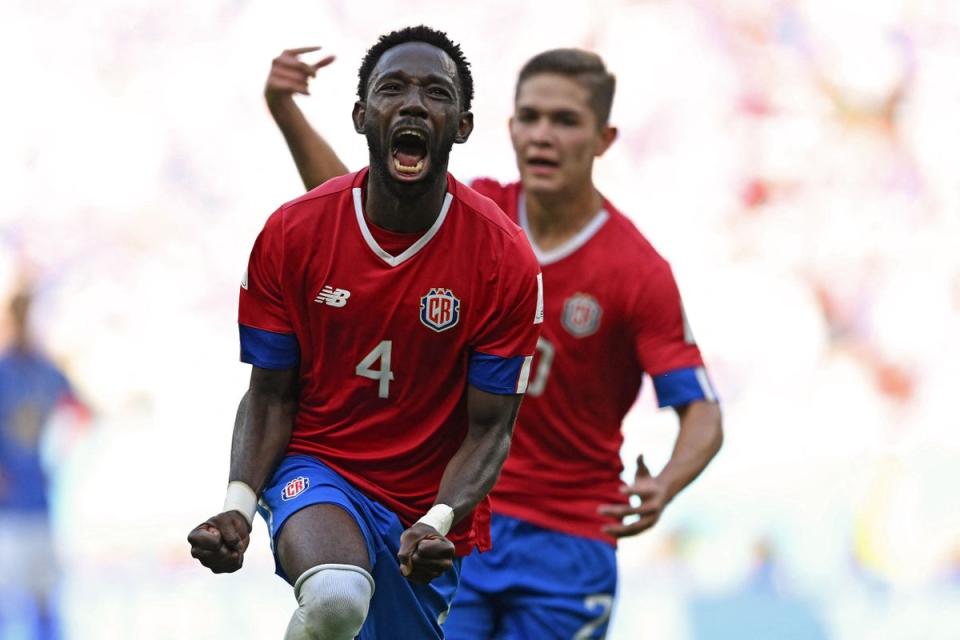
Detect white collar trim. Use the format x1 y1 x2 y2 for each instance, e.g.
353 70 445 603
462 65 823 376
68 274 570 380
352 188 453 268
518 191 609 266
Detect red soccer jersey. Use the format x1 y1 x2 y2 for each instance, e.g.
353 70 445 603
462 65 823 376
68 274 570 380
238 169 542 554
471 179 717 545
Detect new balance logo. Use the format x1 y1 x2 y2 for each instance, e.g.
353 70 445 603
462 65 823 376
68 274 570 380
315 286 351 307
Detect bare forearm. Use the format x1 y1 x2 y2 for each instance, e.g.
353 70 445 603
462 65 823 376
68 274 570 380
659 401 723 501
268 95 348 190
435 388 522 523
435 427 513 523
228 370 298 493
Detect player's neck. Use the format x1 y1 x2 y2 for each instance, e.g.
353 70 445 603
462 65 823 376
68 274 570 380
524 184 603 252
364 171 448 234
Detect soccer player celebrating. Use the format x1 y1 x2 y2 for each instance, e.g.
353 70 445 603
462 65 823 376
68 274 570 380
187 27 542 640
263 45 723 639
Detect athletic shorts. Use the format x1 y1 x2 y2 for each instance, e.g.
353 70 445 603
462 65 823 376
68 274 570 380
259 454 461 640
444 513 618 639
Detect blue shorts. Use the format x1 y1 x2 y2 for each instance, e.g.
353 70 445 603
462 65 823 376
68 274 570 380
443 513 618 640
259 454 461 640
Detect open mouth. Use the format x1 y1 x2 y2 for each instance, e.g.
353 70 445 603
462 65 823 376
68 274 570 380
526 157 560 173
391 128 429 179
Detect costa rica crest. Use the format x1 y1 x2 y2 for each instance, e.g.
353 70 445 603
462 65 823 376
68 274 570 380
562 293 602 337
281 476 309 501
420 288 461 332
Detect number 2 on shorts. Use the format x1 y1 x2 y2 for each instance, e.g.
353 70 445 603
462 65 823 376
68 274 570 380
573 593 614 639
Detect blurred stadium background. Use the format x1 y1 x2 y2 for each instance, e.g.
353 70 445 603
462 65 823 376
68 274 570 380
1 0 959 638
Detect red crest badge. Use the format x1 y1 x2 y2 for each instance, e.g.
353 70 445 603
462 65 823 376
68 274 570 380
281 476 309 501
419 288 461 332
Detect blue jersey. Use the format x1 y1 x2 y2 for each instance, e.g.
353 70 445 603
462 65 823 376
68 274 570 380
0 348 72 512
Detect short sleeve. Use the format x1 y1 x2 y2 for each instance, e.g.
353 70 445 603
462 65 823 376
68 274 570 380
468 232 543 395
238 208 300 369
630 262 718 407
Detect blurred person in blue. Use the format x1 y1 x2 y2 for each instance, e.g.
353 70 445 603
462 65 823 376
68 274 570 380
0 287 83 640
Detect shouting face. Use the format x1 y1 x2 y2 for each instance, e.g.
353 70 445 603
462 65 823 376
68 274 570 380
510 73 616 198
354 42 473 195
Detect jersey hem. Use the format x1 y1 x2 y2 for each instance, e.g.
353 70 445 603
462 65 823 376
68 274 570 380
492 503 618 548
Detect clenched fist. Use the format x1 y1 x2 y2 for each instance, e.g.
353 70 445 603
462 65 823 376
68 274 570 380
397 522 455 584
187 510 252 574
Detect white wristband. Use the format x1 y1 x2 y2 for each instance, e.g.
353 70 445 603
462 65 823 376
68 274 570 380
416 504 454 537
223 481 258 527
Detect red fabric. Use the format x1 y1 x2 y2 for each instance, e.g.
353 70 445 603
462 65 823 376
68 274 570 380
365 218 421 255
238 169 541 555
471 178 707 546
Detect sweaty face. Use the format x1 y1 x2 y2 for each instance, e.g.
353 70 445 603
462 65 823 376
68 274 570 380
510 73 608 197
359 42 468 195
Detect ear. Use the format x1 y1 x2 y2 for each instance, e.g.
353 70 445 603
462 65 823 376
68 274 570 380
455 111 474 144
507 115 523 153
352 101 366 134
594 125 618 157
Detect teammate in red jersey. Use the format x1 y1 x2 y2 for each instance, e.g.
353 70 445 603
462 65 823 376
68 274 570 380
187 27 542 640
262 45 723 639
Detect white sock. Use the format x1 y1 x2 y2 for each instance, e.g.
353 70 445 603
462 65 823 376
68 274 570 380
283 564 375 640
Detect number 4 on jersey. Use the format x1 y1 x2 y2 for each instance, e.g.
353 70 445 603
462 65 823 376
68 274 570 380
356 340 394 399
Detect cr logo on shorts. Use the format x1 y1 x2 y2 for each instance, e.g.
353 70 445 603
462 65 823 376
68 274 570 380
281 476 310 501
420 288 461 332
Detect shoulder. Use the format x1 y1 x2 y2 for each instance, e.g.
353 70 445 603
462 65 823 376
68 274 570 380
600 200 671 276
259 171 360 236
449 177 538 281
280 172 358 217
0 350 67 385
449 175 525 244
592 202 684 315
466 177 520 212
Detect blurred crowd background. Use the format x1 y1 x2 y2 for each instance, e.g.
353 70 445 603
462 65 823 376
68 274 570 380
1 0 958 638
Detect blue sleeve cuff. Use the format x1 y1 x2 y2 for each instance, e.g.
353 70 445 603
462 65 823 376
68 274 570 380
652 366 718 408
468 352 532 395
239 324 300 369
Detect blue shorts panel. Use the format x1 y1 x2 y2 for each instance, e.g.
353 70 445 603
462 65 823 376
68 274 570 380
444 513 618 640
259 454 461 640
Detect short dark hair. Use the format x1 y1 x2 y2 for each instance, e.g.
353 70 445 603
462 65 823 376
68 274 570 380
357 25 474 111
516 49 616 127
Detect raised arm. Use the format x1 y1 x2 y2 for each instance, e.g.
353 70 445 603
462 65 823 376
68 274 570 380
265 46 349 189
187 366 298 573
397 386 523 582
